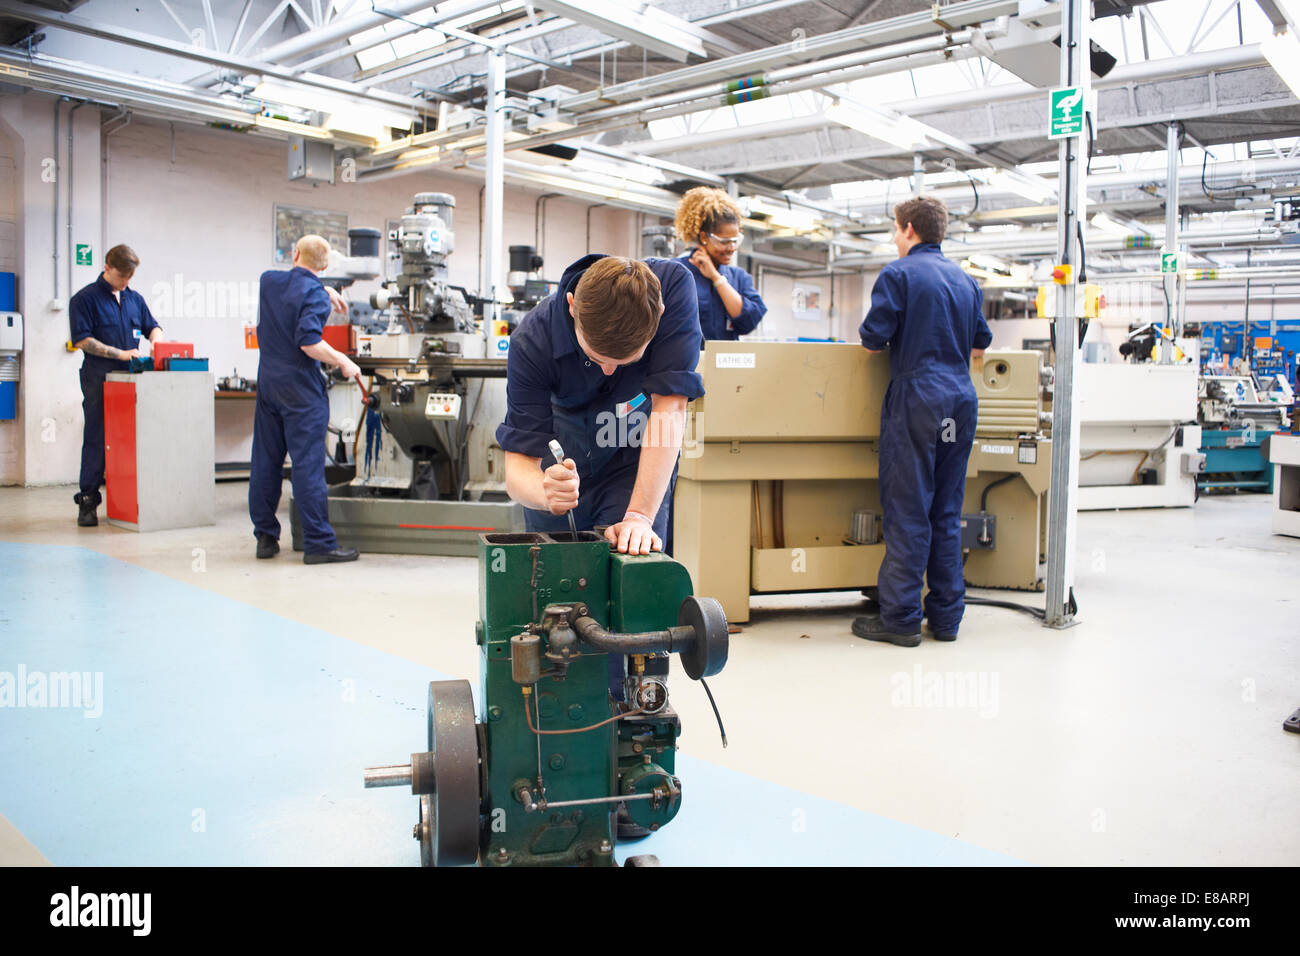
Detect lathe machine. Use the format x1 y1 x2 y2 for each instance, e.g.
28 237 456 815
673 342 1052 623
364 531 729 866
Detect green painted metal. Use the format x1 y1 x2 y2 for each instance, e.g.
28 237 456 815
475 532 696 867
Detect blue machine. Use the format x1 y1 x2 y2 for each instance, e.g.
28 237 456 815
1199 428 1276 494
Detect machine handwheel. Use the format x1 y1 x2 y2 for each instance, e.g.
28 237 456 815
677 596 729 680
423 679 481 867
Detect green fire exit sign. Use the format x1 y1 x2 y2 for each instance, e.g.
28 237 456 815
1049 87 1084 139
75 243 92 266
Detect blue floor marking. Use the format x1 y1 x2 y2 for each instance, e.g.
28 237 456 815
0 543 1020 866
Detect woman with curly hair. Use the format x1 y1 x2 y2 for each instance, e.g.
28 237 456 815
674 187 767 340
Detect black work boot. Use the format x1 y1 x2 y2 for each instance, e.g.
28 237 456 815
255 534 280 559
851 615 921 647
303 547 359 565
926 623 958 642
75 492 98 527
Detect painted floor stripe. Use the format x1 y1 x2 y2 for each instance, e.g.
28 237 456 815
0 543 1020 866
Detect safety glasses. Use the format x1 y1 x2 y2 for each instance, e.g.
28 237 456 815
707 232 743 249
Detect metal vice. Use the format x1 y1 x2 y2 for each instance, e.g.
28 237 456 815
365 530 729 866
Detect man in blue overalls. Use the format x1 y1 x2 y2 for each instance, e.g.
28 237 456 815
497 254 703 554
855 197 993 646
69 244 164 527
249 235 361 564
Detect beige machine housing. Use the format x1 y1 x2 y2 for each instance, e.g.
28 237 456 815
674 342 1050 623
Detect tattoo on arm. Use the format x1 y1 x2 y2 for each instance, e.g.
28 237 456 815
75 338 120 360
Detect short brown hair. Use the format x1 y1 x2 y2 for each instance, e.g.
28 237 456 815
105 244 139 275
572 257 662 359
893 196 948 243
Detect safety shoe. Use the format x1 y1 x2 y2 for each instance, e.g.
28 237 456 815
74 493 98 527
926 622 958 642
255 534 280 559
303 547 359 565
851 615 921 647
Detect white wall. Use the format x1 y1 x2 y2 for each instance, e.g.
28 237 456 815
0 121 18 483
1 101 642 485
748 267 866 341
104 117 642 385
0 94 103 487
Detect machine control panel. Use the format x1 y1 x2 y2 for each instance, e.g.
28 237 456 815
424 392 462 420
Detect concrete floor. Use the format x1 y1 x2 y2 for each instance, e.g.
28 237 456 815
1 481 1296 866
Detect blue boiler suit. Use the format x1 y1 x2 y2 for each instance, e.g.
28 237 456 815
495 254 705 544
68 275 161 503
860 243 993 634
248 266 337 554
676 252 767 340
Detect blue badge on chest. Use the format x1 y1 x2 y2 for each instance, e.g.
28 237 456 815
615 392 647 418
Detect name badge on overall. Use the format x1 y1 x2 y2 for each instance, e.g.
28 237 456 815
601 392 648 449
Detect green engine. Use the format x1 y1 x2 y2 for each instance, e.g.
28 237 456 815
365 530 729 867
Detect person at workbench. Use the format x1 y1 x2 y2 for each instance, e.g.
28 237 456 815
496 254 704 555
854 196 992 647
674 186 766 341
69 244 164 527
248 235 361 564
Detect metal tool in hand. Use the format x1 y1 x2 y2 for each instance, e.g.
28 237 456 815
548 439 579 539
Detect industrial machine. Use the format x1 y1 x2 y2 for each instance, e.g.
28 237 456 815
673 342 1052 624
364 531 729 867
1076 324 1202 511
291 193 524 556
1269 432 1300 537
0 312 21 422
1196 374 1291 494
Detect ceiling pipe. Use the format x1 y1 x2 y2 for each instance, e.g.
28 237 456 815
556 0 1018 112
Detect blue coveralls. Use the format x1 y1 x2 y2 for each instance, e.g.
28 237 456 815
676 252 767 340
495 254 705 544
68 275 161 503
248 266 337 554
860 243 993 634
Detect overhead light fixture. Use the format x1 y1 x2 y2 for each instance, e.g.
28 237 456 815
254 80 412 134
254 115 334 141
1262 31 1300 99
1091 211 1149 237
825 100 934 152
967 253 1011 274
744 196 819 232
985 169 1056 204
525 0 706 62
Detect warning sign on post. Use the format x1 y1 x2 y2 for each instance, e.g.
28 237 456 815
1049 87 1085 139
1161 252 1180 274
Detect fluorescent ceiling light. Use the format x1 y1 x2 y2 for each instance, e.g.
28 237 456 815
530 0 707 62
254 115 334 140
825 101 934 152
985 169 1056 203
254 81 412 133
968 253 1011 273
1091 211 1148 237
566 153 666 186
1261 31 1300 99
744 196 819 232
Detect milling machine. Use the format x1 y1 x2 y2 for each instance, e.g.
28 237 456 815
672 342 1052 624
363 531 729 867
291 193 524 556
